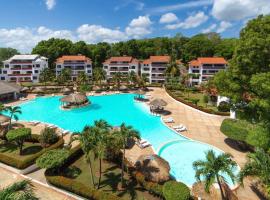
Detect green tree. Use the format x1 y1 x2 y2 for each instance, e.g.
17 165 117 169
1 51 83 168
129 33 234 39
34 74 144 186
36 149 69 171
57 68 72 85
6 128 31 155
39 128 59 148
0 180 38 200
6 106 21 130
92 67 106 86
0 103 6 112
39 68 55 86
203 95 209 107
112 72 122 89
128 71 138 87
166 60 180 78
77 71 89 86
113 123 140 188
239 149 270 197
0 48 19 67
193 150 237 200
213 15 270 127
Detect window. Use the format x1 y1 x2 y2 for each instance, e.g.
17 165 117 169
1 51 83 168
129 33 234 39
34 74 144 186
4 64 9 68
143 68 150 71
33 76 37 80
10 77 17 81
103 66 108 69
26 71 32 74
57 65 62 68
1 77 5 80
130 66 136 69
87 65 91 68
35 64 40 68
87 70 91 73
34 70 39 74
192 70 200 73
3 70 7 74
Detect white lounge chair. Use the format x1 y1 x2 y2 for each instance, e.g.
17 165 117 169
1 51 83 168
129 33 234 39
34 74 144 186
62 130 70 135
176 126 187 132
136 139 152 149
164 117 174 123
173 124 184 129
29 120 40 126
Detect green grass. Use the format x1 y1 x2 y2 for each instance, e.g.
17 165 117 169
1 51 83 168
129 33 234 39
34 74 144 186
62 155 159 200
171 90 219 112
0 141 43 160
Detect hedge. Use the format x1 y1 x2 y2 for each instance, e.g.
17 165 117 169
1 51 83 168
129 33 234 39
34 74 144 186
163 181 190 200
44 145 120 200
165 88 230 116
0 134 64 169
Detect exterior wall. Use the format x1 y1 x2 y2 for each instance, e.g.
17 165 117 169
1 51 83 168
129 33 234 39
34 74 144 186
141 62 169 84
0 57 48 83
55 61 92 81
103 62 139 79
189 63 227 85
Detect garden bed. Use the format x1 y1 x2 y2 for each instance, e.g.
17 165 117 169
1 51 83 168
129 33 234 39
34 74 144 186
166 88 230 116
0 134 64 169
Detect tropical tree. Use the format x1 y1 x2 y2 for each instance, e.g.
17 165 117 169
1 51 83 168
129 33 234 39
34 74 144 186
93 67 106 86
77 71 89 86
239 149 270 197
128 71 138 87
0 103 6 112
36 149 69 172
193 150 237 200
138 74 148 88
6 128 31 155
39 68 55 86
112 72 122 89
113 123 140 188
0 180 38 200
6 106 21 130
166 60 180 78
59 68 72 85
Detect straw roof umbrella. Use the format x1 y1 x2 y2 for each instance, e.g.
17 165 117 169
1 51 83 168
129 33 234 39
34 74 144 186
61 87 72 95
93 85 101 91
149 98 167 107
60 93 89 104
0 115 10 124
119 85 128 91
192 182 219 200
21 87 29 92
135 154 170 183
136 89 146 95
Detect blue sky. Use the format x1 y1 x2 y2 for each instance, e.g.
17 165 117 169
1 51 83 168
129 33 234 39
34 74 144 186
0 0 269 52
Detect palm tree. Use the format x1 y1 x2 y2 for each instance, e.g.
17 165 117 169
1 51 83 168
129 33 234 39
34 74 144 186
93 68 106 86
79 127 96 187
193 150 237 200
6 106 21 130
112 72 122 89
0 180 38 200
128 71 137 87
138 74 148 89
77 71 88 86
165 60 180 78
239 148 270 193
113 123 140 188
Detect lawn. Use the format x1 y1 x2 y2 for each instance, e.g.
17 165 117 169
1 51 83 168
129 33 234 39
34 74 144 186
62 155 160 200
170 90 219 112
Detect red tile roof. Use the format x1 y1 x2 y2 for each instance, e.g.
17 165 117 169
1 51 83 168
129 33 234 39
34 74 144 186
103 56 138 64
197 57 227 64
189 60 200 66
56 55 92 63
143 56 171 64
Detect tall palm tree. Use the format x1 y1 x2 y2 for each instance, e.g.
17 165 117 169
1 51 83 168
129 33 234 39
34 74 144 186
113 123 140 188
239 148 270 193
112 72 122 89
165 60 180 78
77 71 88 86
0 180 38 200
193 150 237 200
6 106 21 130
93 68 106 86
128 71 137 87
79 127 96 187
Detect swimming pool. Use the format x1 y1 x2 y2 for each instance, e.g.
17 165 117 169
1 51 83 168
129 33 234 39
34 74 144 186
5 93 237 186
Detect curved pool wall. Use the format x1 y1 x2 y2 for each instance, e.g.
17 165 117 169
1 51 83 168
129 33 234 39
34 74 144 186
5 93 238 186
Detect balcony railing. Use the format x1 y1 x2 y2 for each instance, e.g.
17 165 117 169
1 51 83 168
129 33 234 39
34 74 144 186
8 73 32 76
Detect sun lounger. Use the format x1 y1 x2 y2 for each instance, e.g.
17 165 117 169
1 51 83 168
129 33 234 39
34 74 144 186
173 124 184 129
164 117 174 123
29 120 40 126
138 141 151 149
62 130 70 135
175 126 187 132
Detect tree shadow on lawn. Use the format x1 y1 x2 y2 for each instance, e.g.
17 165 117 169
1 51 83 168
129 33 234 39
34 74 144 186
0 142 18 153
21 145 43 155
224 138 250 153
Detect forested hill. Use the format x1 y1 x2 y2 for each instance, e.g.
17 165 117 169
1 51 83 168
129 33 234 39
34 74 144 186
31 33 238 68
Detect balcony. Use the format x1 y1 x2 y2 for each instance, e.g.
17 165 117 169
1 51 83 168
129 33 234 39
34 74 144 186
8 73 32 77
151 76 165 80
152 70 165 73
109 68 129 72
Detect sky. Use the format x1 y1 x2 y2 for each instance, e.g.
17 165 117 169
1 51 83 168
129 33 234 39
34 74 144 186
0 0 269 53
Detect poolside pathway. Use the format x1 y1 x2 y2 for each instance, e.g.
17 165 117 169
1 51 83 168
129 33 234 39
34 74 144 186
148 87 260 200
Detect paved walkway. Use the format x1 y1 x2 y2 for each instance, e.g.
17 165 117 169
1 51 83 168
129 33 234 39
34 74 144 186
148 87 260 200
0 167 76 200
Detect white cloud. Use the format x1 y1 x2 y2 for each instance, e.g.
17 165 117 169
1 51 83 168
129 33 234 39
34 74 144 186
45 0 56 10
212 0 270 21
77 24 128 43
216 21 232 33
148 0 212 14
165 11 208 30
201 24 217 33
114 0 144 11
159 13 178 24
125 15 153 38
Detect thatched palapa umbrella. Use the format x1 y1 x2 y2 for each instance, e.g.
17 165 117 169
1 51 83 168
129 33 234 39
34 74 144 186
21 87 29 92
32 87 45 94
93 85 101 91
119 85 128 91
135 154 170 183
60 93 89 107
61 87 72 95
136 89 146 96
0 115 10 125
149 98 167 111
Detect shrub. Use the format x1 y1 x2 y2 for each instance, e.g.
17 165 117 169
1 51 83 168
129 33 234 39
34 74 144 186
190 98 200 106
246 126 270 151
163 181 190 200
36 149 70 170
203 95 209 106
39 128 59 147
218 101 230 112
6 128 31 155
220 119 250 142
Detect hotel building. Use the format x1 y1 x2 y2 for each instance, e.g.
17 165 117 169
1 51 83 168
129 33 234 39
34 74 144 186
188 57 228 85
103 56 140 79
0 55 48 83
55 55 92 81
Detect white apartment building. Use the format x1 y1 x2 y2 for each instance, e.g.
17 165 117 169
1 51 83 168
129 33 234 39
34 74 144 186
0 55 48 83
55 55 92 81
188 57 228 85
103 56 140 79
141 56 180 84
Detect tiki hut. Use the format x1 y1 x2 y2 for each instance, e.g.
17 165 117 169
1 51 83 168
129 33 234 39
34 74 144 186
149 98 167 113
135 154 170 183
61 87 72 95
21 87 29 92
192 182 219 200
60 93 89 109
119 85 128 91
32 87 45 95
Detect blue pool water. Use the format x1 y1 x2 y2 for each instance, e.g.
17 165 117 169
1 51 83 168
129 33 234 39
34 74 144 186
4 94 238 186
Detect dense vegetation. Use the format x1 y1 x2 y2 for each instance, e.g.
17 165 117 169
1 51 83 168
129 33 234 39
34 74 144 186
31 33 238 68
